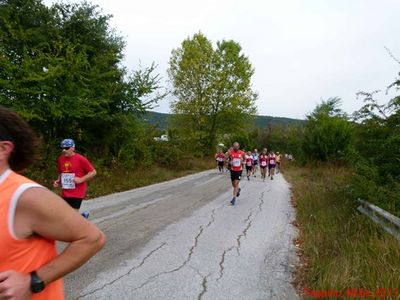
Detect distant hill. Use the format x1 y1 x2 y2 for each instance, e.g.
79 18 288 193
254 115 305 128
141 111 304 131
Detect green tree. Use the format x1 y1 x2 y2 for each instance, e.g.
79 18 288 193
168 32 257 154
353 83 400 181
0 0 164 158
350 60 400 214
303 97 353 162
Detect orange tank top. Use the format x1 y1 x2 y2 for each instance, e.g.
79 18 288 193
0 169 64 300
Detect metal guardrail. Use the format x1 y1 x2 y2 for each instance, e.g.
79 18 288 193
357 198 400 240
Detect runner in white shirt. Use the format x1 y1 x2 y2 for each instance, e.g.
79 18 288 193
252 149 259 178
244 151 254 181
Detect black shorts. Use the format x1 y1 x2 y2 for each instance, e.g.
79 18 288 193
63 197 83 209
254 161 258 166
230 170 242 182
218 161 224 167
245 166 252 171
260 165 267 169
269 164 276 169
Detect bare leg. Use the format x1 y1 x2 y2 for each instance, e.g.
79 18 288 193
232 180 239 197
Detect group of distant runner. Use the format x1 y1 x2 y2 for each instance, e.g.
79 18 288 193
215 142 282 206
0 104 293 299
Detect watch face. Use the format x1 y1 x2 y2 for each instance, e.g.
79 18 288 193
31 282 44 293
31 281 45 293
31 272 45 293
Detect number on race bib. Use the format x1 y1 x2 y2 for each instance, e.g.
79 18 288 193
261 161 267 167
61 173 76 189
270 160 275 164
232 158 241 167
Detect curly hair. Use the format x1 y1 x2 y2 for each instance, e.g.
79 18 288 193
0 106 39 171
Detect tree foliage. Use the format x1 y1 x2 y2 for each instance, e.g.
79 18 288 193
168 32 257 154
302 97 353 162
0 0 164 159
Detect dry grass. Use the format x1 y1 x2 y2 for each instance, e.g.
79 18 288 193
284 162 400 300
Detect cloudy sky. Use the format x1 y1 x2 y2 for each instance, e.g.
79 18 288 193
44 0 400 119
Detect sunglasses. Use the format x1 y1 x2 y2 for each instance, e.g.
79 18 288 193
61 147 71 150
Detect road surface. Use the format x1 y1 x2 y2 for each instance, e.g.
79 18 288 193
63 170 299 300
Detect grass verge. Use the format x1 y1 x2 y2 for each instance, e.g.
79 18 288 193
284 162 400 300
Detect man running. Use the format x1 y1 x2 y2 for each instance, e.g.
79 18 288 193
228 142 244 205
53 139 97 218
245 151 254 180
215 149 226 173
252 149 259 177
268 151 277 180
0 106 105 299
259 148 268 182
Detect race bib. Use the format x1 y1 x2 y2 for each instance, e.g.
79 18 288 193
261 161 267 167
232 158 242 167
61 173 75 189
217 157 224 162
246 161 252 166
270 159 275 164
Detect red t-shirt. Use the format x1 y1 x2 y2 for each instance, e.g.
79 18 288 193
57 153 95 199
268 155 277 165
229 150 245 171
259 154 268 167
245 155 254 167
216 153 226 162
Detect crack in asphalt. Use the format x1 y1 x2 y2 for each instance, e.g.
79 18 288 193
75 242 166 299
197 273 211 300
217 190 267 281
216 246 235 281
258 191 267 212
187 265 212 300
236 212 254 256
131 207 218 291
206 209 216 228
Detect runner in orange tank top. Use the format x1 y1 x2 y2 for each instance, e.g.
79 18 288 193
0 106 105 300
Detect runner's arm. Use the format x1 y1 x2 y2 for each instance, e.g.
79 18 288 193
77 169 97 183
53 174 61 188
13 187 105 287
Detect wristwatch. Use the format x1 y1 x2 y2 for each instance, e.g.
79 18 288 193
30 271 45 293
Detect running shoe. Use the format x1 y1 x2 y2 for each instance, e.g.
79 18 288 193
81 211 90 219
230 197 236 205
237 188 241 197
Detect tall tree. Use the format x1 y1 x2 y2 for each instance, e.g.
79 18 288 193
303 97 353 161
168 32 257 153
0 0 164 156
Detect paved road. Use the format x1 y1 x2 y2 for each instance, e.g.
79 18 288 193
63 170 299 300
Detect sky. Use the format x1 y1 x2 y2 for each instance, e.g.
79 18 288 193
43 0 400 119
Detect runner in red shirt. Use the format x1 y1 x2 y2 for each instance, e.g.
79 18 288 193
53 139 97 217
228 142 244 205
245 151 254 181
215 149 226 173
259 148 268 182
268 151 277 180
